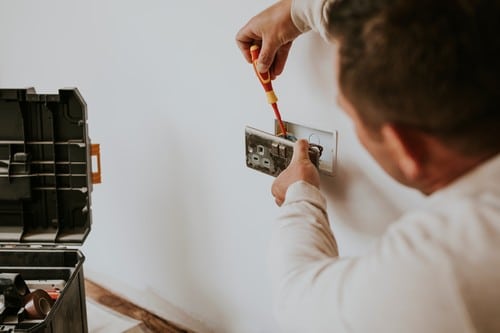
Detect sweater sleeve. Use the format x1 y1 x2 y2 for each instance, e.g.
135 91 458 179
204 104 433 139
268 181 472 333
291 0 337 41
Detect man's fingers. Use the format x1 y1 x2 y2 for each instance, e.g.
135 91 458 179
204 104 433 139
235 28 260 64
271 42 292 77
256 39 279 73
235 31 277 74
236 35 292 77
291 139 311 163
271 182 285 207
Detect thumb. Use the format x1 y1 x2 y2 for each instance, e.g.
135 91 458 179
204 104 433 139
291 139 311 163
256 39 278 73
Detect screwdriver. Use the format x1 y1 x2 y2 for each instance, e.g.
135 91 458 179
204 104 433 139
250 45 288 137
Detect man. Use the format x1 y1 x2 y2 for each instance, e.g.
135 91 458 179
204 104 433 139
236 0 500 332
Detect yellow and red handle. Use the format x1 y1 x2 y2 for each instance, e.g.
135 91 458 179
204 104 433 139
250 44 287 137
250 45 278 105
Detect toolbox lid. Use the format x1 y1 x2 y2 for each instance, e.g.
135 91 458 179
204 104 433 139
0 88 96 246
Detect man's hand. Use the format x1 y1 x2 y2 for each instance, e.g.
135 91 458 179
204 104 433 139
272 139 320 206
236 0 302 79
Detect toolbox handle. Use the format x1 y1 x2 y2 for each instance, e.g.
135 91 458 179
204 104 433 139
91 144 102 184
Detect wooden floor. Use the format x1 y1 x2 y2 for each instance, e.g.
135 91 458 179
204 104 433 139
85 279 193 333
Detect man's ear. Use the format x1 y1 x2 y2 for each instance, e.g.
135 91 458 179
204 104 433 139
380 124 425 182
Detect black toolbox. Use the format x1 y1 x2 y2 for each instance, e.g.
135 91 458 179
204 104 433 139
0 88 101 332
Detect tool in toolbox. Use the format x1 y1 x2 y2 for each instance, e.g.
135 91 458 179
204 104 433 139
0 87 100 333
250 44 288 138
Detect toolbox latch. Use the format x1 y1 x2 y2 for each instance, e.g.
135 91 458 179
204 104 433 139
91 144 102 184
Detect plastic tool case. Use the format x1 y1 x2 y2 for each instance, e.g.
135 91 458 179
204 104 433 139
0 88 100 332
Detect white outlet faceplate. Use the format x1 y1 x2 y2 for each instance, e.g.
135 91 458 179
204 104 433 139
274 120 338 176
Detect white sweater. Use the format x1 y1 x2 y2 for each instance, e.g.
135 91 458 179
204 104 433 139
269 2 500 332
291 0 338 41
271 151 500 332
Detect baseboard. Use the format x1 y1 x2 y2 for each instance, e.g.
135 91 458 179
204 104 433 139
84 269 214 333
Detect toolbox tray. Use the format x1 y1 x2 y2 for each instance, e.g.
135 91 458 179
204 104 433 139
0 88 100 333
0 249 87 333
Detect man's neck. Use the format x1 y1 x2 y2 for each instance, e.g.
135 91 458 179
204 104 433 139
418 149 496 195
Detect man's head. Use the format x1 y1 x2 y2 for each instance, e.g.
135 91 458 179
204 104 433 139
327 0 500 192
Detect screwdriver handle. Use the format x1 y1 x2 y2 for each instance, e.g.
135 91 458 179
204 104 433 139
250 45 278 104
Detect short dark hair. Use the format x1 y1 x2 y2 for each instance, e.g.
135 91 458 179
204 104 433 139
327 0 500 155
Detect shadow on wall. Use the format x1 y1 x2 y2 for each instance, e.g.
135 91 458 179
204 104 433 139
305 33 339 101
321 156 405 238
302 34 411 238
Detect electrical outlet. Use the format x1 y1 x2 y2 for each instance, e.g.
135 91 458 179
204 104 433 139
275 120 338 176
245 126 320 177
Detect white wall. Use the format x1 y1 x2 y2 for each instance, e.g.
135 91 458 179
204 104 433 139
0 1 424 332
